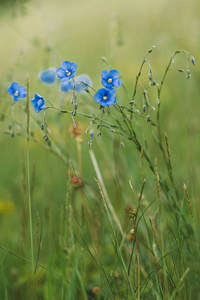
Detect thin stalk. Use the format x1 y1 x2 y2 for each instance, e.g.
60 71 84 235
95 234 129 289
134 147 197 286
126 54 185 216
26 76 34 271
157 50 180 148
27 145 34 271
134 220 140 300
77 139 82 178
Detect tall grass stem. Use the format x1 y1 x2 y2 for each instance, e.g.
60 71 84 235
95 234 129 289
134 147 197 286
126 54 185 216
26 75 34 271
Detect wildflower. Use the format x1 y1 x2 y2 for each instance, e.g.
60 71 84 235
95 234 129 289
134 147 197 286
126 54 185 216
8 82 27 102
60 80 74 93
101 69 122 89
74 74 92 93
31 94 46 113
60 74 92 94
38 67 56 85
56 61 77 82
93 88 116 107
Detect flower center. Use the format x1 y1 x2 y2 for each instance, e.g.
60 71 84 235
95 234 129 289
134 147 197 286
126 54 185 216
14 91 19 97
66 70 71 76
107 78 112 83
103 96 108 101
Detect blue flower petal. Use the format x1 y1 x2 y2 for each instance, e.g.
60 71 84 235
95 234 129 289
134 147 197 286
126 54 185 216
39 68 56 85
8 82 19 96
74 74 92 93
98 88 107 96
70 62 77 72
31 99 38 105
18 86 27 98
109 69 120 79
104 96 116 106
13 95 19 102
35 94 43 100
101 78 110 88
56 67 66 78
61 61 71 70
60 76 70 82
93 92 102 104
60 80 74 93
8 86 13 96
34 106 41 113
108 88 116 97
113 78 122 88
101 70 109 79
11 82 19 92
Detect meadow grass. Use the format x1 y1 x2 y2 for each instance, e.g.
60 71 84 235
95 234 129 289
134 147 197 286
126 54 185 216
0 0 200 299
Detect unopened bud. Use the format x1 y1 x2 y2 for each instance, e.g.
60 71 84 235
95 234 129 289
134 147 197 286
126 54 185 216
41 123 44 130
129 100 135 104
147 115 151 122
191 56 195 66
71 111 76 117
90 129 94 139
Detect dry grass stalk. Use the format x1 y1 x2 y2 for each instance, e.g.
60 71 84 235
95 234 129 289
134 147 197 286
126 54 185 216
183 183 193 217
154 157 161 214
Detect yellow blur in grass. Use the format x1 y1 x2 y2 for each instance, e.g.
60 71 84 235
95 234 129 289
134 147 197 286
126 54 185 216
0 199 15 214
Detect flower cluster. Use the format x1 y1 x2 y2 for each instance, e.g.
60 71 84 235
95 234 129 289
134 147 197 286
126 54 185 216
93 69 122 107
8 52 195 117
8 59 123 116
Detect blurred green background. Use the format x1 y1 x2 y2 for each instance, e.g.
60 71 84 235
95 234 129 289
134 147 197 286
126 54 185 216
0 0 200 297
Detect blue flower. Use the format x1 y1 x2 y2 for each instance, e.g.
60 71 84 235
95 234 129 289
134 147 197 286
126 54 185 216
101 69 122 89
8 81 27 102
31 94 46 113
60 80 74 93
74 74 92 93
93 88 116 107
56 61 77 82
60 74 92 94
38 67 56 85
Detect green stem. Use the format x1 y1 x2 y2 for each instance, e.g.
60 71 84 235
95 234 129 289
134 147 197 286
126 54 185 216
27 141 34 271
26 75 34 271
